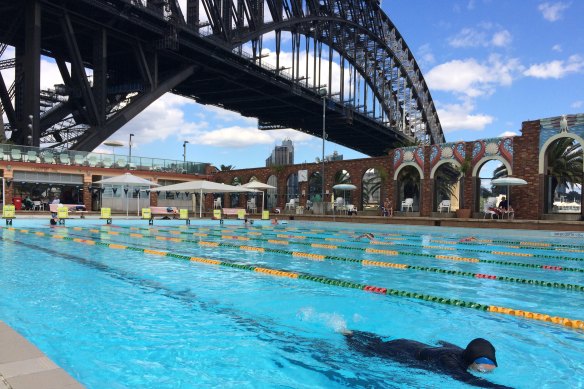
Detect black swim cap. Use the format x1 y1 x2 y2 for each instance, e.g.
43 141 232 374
462 338 498 367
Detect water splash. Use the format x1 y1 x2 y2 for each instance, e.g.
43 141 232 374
297 307 348 333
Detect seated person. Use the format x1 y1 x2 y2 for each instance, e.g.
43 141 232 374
23 196 35 210
344 330 509 388
382 198 393 217
498 197 508 210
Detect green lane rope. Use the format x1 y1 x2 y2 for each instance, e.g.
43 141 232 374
3 226 582 331
63 226 584 292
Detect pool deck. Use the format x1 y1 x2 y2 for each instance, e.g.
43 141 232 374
0 322 83 389
4 211 584 232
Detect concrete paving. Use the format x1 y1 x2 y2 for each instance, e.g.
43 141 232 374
0 322 84 389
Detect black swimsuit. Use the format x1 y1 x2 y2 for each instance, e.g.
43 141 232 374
345 331 513 388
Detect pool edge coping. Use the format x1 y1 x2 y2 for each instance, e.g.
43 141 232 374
0 321 84 389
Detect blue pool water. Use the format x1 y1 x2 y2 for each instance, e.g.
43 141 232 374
1 219 583 388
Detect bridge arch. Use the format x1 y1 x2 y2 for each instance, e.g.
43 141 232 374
210 0 445 146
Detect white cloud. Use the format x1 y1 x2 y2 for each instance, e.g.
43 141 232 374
499 131 518 137
425 55 522 97
571 101 583 109
538 2 571 22
552 44 562 52
523 55 584 79
196 126 312 148
448 25 512 48
491 30 512 47
436 101 494 132
416 44 436 68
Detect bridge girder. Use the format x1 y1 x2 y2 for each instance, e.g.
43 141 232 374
0 0 444 156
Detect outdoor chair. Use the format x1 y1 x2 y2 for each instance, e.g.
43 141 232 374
401 198 414 212
247 200 257 213
285 198 295 211
483 201 499 219
213 197 222 209
26 150 39 163
10 149 22 161
438 199 451 213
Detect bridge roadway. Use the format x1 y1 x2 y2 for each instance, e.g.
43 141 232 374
0 0 416 155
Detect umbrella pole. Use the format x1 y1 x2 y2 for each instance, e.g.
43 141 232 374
199 189 203 218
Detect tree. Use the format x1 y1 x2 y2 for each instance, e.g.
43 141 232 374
220 164 235 171
546 138 583 196
434 163 461 201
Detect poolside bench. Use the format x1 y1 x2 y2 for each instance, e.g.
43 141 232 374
49 204 87 219
142 206 180 225
222 208 246 219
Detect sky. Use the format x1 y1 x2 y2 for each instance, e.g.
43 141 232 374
2 0 583 169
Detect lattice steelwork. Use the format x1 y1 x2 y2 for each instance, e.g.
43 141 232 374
0 0 444 155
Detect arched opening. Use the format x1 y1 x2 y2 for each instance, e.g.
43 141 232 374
266 175 277 211
543 137 582 214
247 176 259 210
230 177 241 207
433 162 461 212
476 160 506 213
397 166 420 212
308 171 322 202
362 168 381 210
286 173 298 203
333 169 351 205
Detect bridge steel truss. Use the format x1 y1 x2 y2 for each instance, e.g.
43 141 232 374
0 0 444 156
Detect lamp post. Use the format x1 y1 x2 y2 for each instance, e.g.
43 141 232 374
318 88 327 204
183 140 189 163
129 133 134 160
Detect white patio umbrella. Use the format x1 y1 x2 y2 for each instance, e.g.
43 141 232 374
332 184 357 207
151 180 258 218
93 173 160 217
242 181 276 213
491 176 527 210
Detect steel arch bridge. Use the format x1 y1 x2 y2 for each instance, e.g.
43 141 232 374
0 0 444 156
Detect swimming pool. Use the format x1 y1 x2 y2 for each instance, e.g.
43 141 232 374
1 219 583 388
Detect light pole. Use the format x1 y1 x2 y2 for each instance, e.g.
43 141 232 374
318 88 327 204
183 140 189 163
129 133 134 160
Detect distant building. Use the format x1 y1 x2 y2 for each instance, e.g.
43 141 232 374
325 150 343 162
265 139 294 167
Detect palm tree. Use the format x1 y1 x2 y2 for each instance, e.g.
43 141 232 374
434 163 461 200
220 164 236 171
545 138 583 195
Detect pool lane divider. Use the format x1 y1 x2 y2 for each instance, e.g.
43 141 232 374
6 226 583 332
117 224 584 263
63 226 584 292
100 225 584 275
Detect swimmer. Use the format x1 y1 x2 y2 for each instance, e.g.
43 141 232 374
271 218 279 225
460 236 477 242
344 331 509 388
356 233 375 240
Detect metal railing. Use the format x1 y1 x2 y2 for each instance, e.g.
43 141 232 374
0 143 209 175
